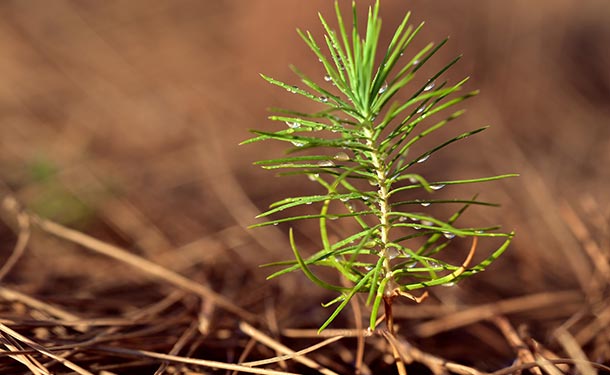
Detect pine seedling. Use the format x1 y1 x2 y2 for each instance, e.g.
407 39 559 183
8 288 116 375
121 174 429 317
243 1 515 333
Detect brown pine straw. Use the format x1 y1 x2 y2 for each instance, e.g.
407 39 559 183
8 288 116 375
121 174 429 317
240 334 343 368
0 323 94 375
348 292 366 375
491 316 542 375
381 330 485 375
0 197 30 282
30 213 258 323
0 333 50 375
414 290 583 337
92 345 302 375
153 321 200 375
0 286 83 325
559 200 610 285
1 178 607 374
490 360 610 375
554 327 597 375
282 327 373 338
264 297 289 371
239 321 341 375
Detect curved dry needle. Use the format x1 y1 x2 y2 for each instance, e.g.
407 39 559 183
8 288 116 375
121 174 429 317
452 235 478 278
396 236 478 303
397 289 429 303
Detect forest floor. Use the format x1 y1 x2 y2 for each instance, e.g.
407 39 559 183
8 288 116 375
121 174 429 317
1 1 609 374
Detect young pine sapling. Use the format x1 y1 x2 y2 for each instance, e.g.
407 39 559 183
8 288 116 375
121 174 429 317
244 1 515 333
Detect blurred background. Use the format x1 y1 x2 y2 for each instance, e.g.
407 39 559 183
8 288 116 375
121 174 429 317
1 0 609 371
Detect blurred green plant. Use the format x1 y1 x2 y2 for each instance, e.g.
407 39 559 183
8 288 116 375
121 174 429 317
244 1 515 333
26 158 94 227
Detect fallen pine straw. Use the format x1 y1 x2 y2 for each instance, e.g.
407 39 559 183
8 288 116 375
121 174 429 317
1 186 608 374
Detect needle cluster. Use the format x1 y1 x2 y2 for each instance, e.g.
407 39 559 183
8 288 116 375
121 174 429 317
243 1 515 332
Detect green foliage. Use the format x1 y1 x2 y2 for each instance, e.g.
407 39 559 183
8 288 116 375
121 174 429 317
26 158 94 226
244 1 515 332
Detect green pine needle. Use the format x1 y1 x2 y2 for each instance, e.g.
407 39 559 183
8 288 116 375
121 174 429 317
245 0 516 331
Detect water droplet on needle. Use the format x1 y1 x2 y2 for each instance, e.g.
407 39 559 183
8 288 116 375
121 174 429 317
443 232 456 239
417 155 430 163
386 248 399 259
333 152 350 161
317 160 335 167
378 82 388 94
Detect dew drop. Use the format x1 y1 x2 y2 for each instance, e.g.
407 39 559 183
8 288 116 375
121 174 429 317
420 201 431 207
399 216 408 222
413 225 421 230
420 220 434 227
409 177 418 183
361 196 370 201
378 82 388 95
442 282 456 287
319 96 329 103
365 265 374 271
291 141 304 147
412 59 420 66
429 261 440 268
306 201 313 205
285 121 299 129
430 184 445 191
416 105 425 114
386 248 400 259
424 82 435 91
308 173 319 181
333 152 350 161
340 196 350 202
416 155 430 163
273 223 279 226
287 85 298 93
317 160 335 167
324 75 332 82
328 215 339 220
443 232 456 239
